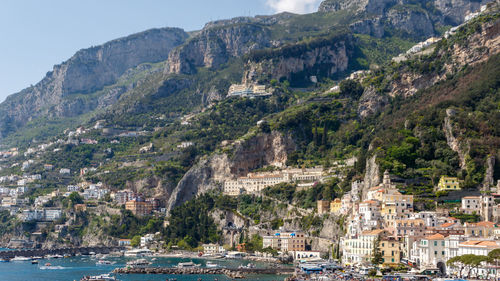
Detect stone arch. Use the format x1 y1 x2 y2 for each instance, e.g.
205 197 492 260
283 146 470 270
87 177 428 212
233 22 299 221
437 261 446 276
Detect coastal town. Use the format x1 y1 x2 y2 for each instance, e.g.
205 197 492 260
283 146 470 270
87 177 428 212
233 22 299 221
0 0 498 280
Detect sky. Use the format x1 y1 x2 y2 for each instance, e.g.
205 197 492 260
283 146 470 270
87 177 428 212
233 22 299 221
0 0 322 103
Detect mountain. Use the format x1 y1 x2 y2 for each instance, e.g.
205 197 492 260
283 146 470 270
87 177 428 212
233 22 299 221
0 28 188 140
0 0 493 146
319 0 492 38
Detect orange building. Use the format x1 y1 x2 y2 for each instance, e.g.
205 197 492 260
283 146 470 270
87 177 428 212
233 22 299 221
125 200 153 216
74 204 87 212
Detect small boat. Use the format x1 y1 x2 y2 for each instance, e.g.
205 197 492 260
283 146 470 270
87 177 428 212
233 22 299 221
96 259 115 265
0 258 9 262
45 263 51 266
80 274 117 281
126 259 151 268
11 256 32 261
46 254 64 259
206 261 220 268
31 260 39 264
176 261 201 268
238 263 255 269
32 256 43 260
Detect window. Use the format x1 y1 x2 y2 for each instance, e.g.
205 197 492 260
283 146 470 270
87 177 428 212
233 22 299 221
434 251 437 255
434 241 437 246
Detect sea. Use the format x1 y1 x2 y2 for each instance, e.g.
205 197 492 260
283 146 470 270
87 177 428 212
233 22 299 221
0 249 288 281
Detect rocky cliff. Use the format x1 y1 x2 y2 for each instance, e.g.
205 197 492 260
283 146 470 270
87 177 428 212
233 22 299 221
319 0 493 38
165 24 272 75
0 28 188 138
166 131 295 212
243 34 353 84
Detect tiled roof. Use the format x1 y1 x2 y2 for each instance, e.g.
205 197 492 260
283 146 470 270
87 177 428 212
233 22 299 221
459 241 499 248
425 233 445 240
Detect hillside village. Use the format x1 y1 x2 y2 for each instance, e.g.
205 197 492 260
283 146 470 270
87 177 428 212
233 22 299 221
0 0 498 280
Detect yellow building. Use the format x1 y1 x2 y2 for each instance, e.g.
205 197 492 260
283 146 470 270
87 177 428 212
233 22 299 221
380 238 401 266
330 198 342 214
437 176 460 191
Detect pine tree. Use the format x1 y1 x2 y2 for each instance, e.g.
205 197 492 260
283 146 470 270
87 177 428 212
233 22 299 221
371 236 383 266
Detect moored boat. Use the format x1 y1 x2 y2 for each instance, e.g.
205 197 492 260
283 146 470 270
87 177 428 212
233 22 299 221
31 260 39 264
126 258 151 268
11 256 32 261
206 261 220 268
80 273 117 281
176 261 201 268
96 259 115 265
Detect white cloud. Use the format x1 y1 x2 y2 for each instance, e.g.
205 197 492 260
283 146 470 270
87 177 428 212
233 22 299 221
266 0 323 14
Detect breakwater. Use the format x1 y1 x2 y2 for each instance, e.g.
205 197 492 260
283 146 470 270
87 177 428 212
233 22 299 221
0 246 124 259
113 266 294 278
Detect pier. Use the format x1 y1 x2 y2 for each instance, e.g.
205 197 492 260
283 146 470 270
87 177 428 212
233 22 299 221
113 266 294 278
0 246 124 259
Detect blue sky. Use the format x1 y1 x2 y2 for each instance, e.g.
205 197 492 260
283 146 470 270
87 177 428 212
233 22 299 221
0 0 322 102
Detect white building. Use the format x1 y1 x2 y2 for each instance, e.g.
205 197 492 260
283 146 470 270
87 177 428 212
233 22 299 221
418 233 446 269
44 209 62 221
59 168 71 175
140 234 155 248
458 240 500 256
342 229 387 265
202 243 226 254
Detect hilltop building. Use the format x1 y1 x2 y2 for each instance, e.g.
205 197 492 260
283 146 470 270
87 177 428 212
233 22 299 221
436 176 461 192
228 84 270 98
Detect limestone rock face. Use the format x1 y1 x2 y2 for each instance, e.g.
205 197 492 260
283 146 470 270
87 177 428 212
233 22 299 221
166 131 295 212
0 28 188 137
319 0 493 38
357 87 388 119
243 37 352 84
433 0 492 25
362 154 380 199
443 108 469 170
166 24 271 75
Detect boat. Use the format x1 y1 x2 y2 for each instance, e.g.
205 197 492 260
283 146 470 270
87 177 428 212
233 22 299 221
238 263 255 269
177 261 201 268
11 256 32 261
0 258 9 262
124 248 152 257
46 254 64 259
45 263 51 266
206 261 220 268
126 259 151 268
32 256 43 260
80 274 117 281
96 259 115 265
31 260 39 264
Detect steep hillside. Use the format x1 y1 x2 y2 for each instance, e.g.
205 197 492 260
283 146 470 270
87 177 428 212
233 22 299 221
0 28 188 140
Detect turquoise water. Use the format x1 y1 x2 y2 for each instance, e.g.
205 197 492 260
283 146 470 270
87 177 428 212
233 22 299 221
0 255 288 281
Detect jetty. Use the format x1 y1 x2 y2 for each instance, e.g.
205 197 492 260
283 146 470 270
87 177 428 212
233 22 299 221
0 246 124 259
113 266 294 278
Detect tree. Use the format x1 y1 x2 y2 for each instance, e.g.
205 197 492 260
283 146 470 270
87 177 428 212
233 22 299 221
371 236 383 266
131 235 141 247
68 192 83 208
447 256 466 278
340 79 364 99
